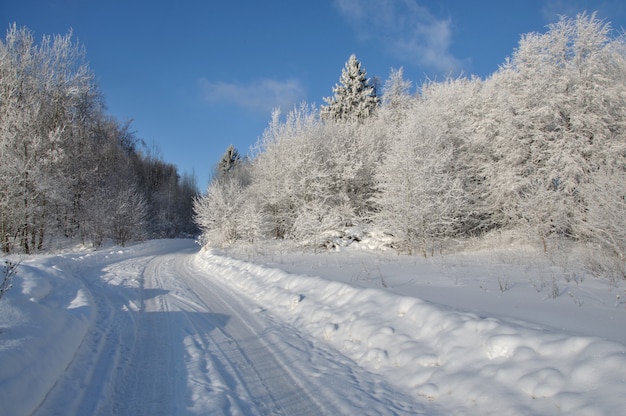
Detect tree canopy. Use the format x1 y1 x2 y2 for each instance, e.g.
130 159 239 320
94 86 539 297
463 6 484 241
195 13 626 278
0 24 198 252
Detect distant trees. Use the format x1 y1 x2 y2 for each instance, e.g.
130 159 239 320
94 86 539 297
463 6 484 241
194 13 626 277
0 24 197 253
193 176 256 246
194 143 259 247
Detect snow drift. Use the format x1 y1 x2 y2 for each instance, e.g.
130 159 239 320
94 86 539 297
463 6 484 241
197 248 626 415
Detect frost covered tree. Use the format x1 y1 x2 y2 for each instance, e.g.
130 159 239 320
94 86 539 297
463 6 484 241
321 119 380 221
321 54 379 122
249 106 327 240
1 24 197 251
74 118 131 247
194 142 259 246
217 144 241 179
193 177 261 247
381 67 413 111
0 25 95 252
578 166 626 279
373 77 479 254
193 12 626 269
479 12 626 247
110 186 148 247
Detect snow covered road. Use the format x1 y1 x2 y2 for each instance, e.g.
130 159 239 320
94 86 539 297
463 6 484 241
2 239 626 415
4 240 422 415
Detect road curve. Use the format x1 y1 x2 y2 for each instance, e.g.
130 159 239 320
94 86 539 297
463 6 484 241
33 240 423 415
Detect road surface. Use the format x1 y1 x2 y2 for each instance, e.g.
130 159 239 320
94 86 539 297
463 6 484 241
31 240 423 415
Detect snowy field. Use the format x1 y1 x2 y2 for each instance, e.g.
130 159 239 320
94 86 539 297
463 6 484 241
1 239 625 415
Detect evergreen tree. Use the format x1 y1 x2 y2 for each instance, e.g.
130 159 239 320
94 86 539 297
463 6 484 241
321 54 379 122
217 144 241 178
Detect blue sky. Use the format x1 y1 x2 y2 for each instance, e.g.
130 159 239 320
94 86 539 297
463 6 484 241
3 0 626 188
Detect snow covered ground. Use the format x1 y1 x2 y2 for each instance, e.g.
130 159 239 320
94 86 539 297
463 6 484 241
1 239 625 415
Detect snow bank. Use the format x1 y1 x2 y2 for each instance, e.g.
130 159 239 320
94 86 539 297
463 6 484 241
197 249 626 415
0 256 94 416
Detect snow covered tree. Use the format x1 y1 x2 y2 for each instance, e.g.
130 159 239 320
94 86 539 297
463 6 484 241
219 104 360 246
381 67 413 111
0 25 96 252
195 142 259 247
193 178 261 247
577 166 626 280
249 106 323 240
321 119 380 221
217 144 241 179
373 77 479 254
321 54 379 122
110 186 148 247
479 12 626 247
1 24 197 251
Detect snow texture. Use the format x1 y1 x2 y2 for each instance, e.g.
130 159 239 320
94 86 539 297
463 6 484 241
1 239 625 415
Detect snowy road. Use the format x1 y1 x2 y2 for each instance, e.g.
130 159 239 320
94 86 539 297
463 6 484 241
3 239 625 415
27 240 423 415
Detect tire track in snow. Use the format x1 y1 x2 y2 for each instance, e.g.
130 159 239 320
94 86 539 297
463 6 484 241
137 249 329 415
113 256 182 415
179 252 425 415
32 256 149 416
32 241 426 415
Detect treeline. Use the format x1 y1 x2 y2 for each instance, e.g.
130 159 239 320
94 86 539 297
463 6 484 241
194 14 626 277
0 24 198 253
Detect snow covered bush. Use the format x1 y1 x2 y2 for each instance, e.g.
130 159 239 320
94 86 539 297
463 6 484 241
193 177 260 247
578 166 626 281
0 259 18 301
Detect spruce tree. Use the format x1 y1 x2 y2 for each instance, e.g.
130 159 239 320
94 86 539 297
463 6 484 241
321 54 379 122
217 145 241 178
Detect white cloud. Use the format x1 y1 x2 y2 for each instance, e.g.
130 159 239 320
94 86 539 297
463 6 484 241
199 78 306 115
333 0 462 74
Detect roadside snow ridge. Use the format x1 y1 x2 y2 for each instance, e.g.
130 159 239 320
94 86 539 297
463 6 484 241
197 249 626 415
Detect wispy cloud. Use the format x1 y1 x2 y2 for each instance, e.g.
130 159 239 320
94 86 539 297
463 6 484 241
199 78 306 115
540 0 588 23
333 0 462 74
540 0 626 25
